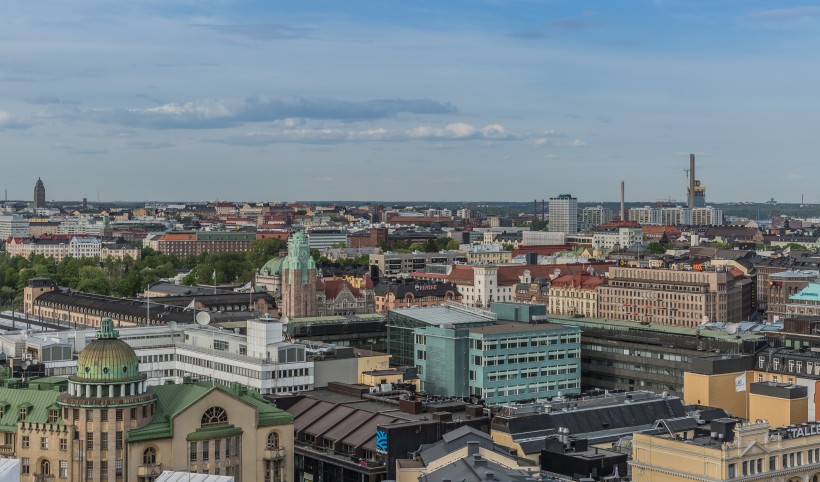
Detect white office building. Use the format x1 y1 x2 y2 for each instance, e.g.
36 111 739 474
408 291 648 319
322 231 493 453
581 205 613 230
0 215 29 240
691 206 723 226
3 317 314 395
548 194 578 234
592 227 644 250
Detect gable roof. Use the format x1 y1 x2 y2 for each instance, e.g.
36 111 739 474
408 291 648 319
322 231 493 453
127 382 292 442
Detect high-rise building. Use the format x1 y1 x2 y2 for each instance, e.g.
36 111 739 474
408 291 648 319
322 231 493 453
281 231 318 318
581 205 613 229
33 177 45 208
548 194 578 234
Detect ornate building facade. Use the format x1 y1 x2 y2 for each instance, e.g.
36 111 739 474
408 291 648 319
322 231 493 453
0 318 294 482
280 232 376 318
281 232 318 318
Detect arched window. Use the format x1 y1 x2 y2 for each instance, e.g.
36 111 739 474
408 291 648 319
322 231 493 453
201 407 228 427
267 431 279 449
143 447 157 465
40 460 50 475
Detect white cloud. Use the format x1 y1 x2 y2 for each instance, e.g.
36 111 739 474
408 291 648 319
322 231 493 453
221 122 516 145
0 111 31 130
88 95 457 129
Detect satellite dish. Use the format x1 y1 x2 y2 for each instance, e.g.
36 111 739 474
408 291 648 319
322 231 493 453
23 360 31 369
726 323 738 335
280 315 289 325
32 359 39 365
168 321 178 330
195 312 211 326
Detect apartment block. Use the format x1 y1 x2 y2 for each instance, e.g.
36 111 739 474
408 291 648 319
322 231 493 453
597 266 744 326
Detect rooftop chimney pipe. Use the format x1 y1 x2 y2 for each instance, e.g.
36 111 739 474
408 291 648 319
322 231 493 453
620 180 625 221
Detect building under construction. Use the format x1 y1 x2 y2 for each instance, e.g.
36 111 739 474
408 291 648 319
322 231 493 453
687 154 707 208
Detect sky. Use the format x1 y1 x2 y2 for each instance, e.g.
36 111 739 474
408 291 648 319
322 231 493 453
2 0 820 203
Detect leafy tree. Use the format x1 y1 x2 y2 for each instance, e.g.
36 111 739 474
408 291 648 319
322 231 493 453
76 266 111 295
647 243 667 254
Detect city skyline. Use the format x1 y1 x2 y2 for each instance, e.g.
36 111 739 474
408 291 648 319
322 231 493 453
2 1 820 201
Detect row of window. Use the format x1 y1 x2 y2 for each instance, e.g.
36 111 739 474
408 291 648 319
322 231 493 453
481 364 578 381
728 449 820 478
582 344 688 362
479 378 581 398
189 436 241 463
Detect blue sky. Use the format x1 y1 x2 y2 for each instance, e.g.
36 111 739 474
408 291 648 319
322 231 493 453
2 1 819 202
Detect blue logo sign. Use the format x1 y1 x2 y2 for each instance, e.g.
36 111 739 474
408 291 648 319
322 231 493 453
375 429 388 453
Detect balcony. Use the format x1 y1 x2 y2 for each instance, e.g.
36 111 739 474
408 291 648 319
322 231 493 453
32 475 55 482
136 463 163 478
0 446 14 456
265 447 286 460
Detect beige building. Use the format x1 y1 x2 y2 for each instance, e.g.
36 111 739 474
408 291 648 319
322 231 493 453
684 355 809 426
597 266 744 326
0 318 294 482
547 273 604 318
462 245 513 264
632 420 820 482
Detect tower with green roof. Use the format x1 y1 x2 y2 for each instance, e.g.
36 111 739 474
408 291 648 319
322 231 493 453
281 232 318 318
58 317 157 481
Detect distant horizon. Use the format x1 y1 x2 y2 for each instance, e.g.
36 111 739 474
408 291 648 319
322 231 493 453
2 198 812 207
2 2 820 200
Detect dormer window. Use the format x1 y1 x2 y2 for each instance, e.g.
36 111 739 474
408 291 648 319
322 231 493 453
48 409 59 423
19 407 27 421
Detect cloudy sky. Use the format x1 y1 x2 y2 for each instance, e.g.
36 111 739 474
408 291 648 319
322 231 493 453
2 1 820 203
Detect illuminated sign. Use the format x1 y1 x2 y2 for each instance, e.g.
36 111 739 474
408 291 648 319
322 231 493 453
414 284 438 292
375 429 388 454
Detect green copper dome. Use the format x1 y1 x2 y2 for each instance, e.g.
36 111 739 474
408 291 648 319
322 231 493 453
259 256 285 276
75 318 141 381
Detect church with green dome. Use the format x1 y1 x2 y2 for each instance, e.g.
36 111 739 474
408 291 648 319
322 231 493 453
0 318 294 482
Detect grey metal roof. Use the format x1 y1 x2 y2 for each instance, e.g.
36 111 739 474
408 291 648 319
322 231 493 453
391 304 497 326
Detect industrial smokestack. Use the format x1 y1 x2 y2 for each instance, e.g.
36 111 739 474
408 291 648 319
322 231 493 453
542 200 545 221
689 154 696 209
620 181 625 221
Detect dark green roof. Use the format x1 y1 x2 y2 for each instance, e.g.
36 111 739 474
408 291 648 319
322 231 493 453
127 382 292 443
0 388 62 432
75 318 141 381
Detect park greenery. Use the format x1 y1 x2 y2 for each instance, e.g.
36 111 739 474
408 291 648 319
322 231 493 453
0 238 290 308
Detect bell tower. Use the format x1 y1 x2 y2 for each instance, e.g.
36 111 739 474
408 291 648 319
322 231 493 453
280 232 318 318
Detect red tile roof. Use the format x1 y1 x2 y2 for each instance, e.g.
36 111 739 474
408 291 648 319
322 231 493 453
549 273 607 289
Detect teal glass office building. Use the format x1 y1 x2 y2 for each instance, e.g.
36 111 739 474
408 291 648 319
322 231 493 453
414 321 581 405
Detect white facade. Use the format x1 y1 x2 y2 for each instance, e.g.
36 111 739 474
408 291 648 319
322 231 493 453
629 206 719 226
16 319 315 395
658 207 691 226
457 266 514 308
691 206 723 226
305 230 348 249
548 194 578 234
57 217 104 236
521 231 566 246
0 215 29 240
592 228 644 250
628 206 660 225
581 205 613 229
69 237 102 258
